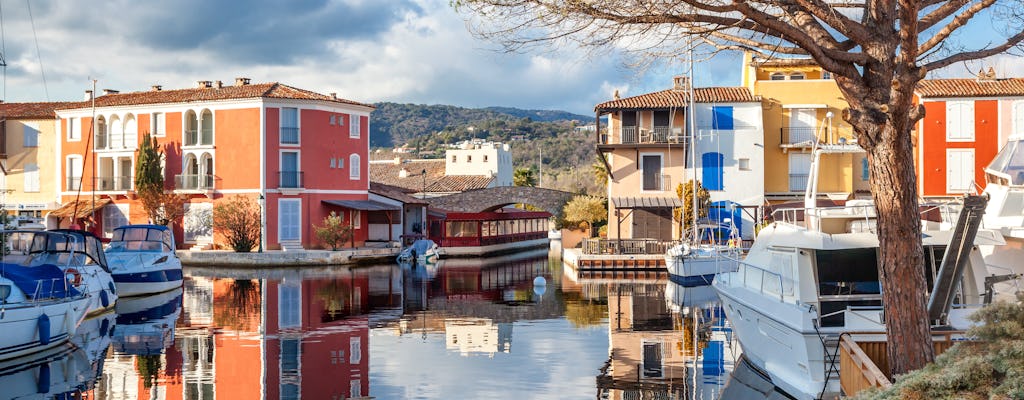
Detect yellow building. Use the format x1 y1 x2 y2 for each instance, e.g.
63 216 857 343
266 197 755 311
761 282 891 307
742 54 870 202
1 102 80 226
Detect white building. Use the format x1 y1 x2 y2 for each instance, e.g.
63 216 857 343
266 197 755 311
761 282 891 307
445 141 513 187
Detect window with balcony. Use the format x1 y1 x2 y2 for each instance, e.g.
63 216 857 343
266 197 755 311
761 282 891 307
280 151 302 188
185 110 199 146
349 154 360 180
117 158 133 190
641 154 663 191
66 156 83 191
23 163 39 192
946 101 975 141
177 153 214 190
349 114 360 139
23 123 38 147
151 113 165 137
200 109 213 145
123 114 138 149
621 111 638 143
281 108 299 144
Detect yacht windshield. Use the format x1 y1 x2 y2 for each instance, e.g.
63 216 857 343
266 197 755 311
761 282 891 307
987 139 1024 186
109 227 173 252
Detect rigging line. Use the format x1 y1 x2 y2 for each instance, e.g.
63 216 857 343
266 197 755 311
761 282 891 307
26 0 47 101
0 0 6 105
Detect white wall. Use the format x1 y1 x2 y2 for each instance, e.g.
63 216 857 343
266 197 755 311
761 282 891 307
445 142 513 186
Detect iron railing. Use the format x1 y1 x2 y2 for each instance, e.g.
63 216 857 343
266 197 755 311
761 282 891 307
175 174 215 190
279 171 304 188
281 127 299 144
581 238 677 255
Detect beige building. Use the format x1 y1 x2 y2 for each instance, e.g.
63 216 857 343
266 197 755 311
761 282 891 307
1 102 81 226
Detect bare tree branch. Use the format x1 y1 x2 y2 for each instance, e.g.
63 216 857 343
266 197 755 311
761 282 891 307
925 30 1024 70
919 0 998 54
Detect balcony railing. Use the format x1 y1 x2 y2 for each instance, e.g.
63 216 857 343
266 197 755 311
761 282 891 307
175 174 215 190
279 171 304 189
789 173 809 191
95 132 108 149
67 177 82 191
281 127 299 144
94 175 132 191
642 174 671 191
200 128 213 145
781 126 856 146
184 129 199 146
600 126 686 145
582 238 678 255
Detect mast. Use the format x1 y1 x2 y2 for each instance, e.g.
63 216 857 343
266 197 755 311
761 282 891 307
689 48 698 241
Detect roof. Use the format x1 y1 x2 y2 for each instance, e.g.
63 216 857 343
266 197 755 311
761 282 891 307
369 182 429 205
48 199 113 219
1 101 85 119
424 175 494 192
916 78 1024 98
322 199 401 211
56 82 373 110
369 159 446 192
752 57 819 68
595 87 756 111
612 197 685 209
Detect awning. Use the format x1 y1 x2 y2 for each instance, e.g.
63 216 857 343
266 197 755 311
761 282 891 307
322 199 401 211
48 198 112 219
612 197 684 209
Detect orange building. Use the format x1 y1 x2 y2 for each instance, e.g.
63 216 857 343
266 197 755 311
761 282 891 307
53 79 375 249
914 74 1024 198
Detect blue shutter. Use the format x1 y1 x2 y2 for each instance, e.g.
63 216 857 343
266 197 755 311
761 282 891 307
712 106 734 130
702 152 724 190
861 158 869 181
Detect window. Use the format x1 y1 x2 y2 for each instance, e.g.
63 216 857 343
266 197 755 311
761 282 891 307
789 153 812 191
641 154 663 191
278 199 302 242
642 342 663 378
702 152 724 190
738 158 751 170
66 156 83 191
789 72 806 80
329 158 336 168
199 110 213 145
349 154 360 180
68 118 81 141
946 101 975 141
822 71 832 79
350 380 362 398
451 155 457 163
330 115 336 125
349 115 360 138
151 113 165 137
484 155 489 162
337 158 344 169
352 210 361 228
711 106 734 130
23 163 39 192
861 157 870 181
184 111 198 146
280 151 300 188
770 72 786 80
102 204 129 237
337 115 345 126
349 337 361 364
467 155 472 163
281 107 299 144
23 123 39 147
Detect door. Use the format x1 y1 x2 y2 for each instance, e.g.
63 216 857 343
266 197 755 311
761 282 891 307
632 208 672 240
641 154 662 191
279 199 301 241
281 152 299 188
947 149 975 193
789 153 813 191
789 108 816 143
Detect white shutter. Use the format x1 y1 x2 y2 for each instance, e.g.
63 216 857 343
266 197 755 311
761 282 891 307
23 164 39 192
947 149 975 192
349 115 360 138
946 102 975 141
1014 102 1024 136
279 199 301 241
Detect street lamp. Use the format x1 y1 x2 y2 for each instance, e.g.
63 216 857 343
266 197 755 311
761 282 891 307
258 194 264 253
420 169 426 199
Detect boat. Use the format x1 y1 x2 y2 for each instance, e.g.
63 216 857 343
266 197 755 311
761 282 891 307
397 238 440 265
0 231 90 361
978 136 1024 294
665 221 741 286
44 229 119 317
112 287 183 355
105 225 183 297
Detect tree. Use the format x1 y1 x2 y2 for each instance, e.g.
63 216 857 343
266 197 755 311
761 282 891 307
135 134 186 226
213 196 261 252
513 167 537 187
562 195 607 236
674 181 710 238
456 0 1024 375
315 212 354 250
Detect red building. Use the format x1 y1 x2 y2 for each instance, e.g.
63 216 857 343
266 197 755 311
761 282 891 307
914 75 1024 198
54 79 376 250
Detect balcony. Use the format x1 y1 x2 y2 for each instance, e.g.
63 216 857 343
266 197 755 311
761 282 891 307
600 126 686 145
279 171 304 189
280 127 299 144
95 132 108 149
780 126 857 148
183 129 199 147
789 173 810 192
67 177 82 191
581 238 677 255
175 174 215 191
642 174 671 192
95 175 133 191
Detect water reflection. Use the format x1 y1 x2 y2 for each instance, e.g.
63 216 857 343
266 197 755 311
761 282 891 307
0 245 799 399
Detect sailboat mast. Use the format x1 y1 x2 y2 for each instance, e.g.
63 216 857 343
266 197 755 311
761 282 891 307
689 49 698 241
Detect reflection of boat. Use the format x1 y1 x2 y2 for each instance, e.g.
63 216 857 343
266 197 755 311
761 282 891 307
719 355 797 400
664 282 719 314
113 287 183 355
0 231 90 361
690 307 741 400
0 343 96 400
105 225 183 297
397 239 440 265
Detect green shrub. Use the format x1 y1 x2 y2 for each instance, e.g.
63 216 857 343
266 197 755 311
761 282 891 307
315 212 353 250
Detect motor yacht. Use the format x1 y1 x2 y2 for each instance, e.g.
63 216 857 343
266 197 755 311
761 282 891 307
105 225 183 297
978 136 1024 292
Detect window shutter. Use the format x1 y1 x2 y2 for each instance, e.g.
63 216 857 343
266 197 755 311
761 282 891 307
712 106 734 130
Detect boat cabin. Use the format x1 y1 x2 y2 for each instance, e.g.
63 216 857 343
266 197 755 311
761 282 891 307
107 225 175 253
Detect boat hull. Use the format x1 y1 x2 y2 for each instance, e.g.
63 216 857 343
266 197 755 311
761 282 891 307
0 297 89 361
112 266 183 297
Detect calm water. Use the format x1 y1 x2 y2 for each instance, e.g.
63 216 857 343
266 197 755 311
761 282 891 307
0 244 793 400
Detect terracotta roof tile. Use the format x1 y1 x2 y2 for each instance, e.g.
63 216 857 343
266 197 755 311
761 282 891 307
1 101 85 119
369 159 446 192
752 57 819 68
595 87 756 111
425 175 493 192
369 182 429 204
56 83 373 110
916 78 1024 98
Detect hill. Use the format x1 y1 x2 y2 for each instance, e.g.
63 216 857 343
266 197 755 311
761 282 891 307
482 106 590 123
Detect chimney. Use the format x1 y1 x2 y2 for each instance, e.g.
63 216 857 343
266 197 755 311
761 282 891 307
977 68 997 82
613 89 620 100
197 80 213 88
84 90 93 101
330 92 337 100
102 89 119 95
399 168 410 178
673 76 690 90
234 77 251 86
150 85 162 92
215 80 223 89
393 157 402 165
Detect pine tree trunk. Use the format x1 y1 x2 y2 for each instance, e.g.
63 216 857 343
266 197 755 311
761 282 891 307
866 122 935 376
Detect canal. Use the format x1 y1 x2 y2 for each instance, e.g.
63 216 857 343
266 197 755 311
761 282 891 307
6 243 795 399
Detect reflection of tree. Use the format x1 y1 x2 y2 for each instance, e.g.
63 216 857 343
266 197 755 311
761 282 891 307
213 279 261 331
136 354 163 388
565 300 608 328
317 280 353 323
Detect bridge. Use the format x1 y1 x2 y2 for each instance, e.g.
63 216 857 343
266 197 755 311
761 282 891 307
426 186 576 218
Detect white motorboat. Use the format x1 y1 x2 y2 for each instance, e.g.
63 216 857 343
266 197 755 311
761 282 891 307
105 225 183 297
38 229 119 317
0 233 90 361
113 287 183 355
978 136 1024 293
397 239 440 265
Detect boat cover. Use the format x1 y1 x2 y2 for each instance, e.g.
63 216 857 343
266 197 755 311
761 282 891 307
0 263 79 299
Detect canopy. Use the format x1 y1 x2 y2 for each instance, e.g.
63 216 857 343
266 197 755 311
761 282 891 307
48 199 112 220
322 199 401 211
612 197 684 209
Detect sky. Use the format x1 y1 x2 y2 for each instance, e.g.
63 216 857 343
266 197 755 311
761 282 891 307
0 0 1021 116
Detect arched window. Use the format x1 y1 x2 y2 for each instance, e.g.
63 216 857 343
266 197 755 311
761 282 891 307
770 72 786 81
124 114 138 148
185 110 199 146
789 72 806 80
200 153 214 189
183 154 199 189
200 109 214 145
702 152 724 191
109 115 123 149
349 154 361 180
